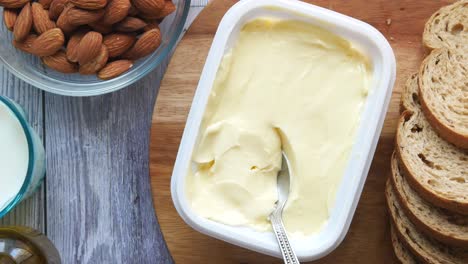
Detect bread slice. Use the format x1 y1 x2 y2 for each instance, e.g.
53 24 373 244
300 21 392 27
419 48 468 149
396 74 468 215
423 0 468 51
400 73 420 114
386 180 468 263
390 152 468 247
391 224 419 264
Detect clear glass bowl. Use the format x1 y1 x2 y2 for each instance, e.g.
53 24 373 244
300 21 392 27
0 0 191 96
0 96 45 219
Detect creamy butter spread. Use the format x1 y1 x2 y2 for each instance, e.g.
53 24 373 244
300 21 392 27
186 18 371 236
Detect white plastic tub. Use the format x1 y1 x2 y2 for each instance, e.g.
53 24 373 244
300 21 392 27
170 0 396 261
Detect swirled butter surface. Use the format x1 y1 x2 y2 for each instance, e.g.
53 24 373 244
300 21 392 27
186 18 371 236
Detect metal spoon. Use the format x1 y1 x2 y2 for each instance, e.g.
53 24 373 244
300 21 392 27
269 152 300 264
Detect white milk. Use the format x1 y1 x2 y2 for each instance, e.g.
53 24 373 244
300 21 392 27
0 101 29 211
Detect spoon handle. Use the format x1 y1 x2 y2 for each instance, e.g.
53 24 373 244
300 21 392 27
270 211 300 264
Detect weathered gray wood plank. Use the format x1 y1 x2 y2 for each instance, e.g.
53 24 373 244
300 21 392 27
44 68 173 264
0 67 45 232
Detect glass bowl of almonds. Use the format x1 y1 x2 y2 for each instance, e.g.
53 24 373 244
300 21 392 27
0 0 190 96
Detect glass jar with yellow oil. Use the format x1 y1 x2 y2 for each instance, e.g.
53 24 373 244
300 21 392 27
0 226 60 264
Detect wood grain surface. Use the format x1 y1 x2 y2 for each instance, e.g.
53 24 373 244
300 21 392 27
150 0 455 263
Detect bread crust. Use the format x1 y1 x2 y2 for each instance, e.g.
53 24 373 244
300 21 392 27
418 49 468 149
395 110 468 215
390 152 468 247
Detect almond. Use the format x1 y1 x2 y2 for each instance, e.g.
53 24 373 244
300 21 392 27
39 0 53 9
67 7 105 26
0 0 29 9
3 8 18 31
70 0 107 10
66 29 88 62
32 3 56 34
103 33 136 57
13 34 38 54
102 0 130 25
42 50 78 73
87 22 112 34
79 44 108 74
49 0 68 20
56 3 76 34
122 28 160 60
128 4 138 16
76 31 102 64
31 28 65 56
114 17 146 32
132 0 164 17
14 3 33 42
155 0 175 19
97 59 133 80
143 20 158 31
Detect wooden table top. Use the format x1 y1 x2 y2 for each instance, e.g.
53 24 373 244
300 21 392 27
149 0 456 263
0 2 208 263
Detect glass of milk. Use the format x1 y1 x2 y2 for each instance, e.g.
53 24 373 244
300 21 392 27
0 96 45 219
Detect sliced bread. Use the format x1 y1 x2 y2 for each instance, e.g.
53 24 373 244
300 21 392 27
391 224 419 264
386 180 468 263
400 73 420 113
396 74 468 214
423 0 468 51
390 152 468 247
418 48 468 149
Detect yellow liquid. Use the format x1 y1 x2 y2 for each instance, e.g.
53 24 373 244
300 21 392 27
0 226 61 264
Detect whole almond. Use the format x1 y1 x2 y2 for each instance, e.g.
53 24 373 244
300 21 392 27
155 0 175 19
132 0 164 17
76 31 102 64
39 0 53 9
13 3 33 42
88 22 112 34
56 3 76 34
3 8 18 31
79 44 108 74
0 0 29 9
32 3 56 34
97 59 133 80
67 7 105 26
70 0 107 10
122 28 161 60
114 17 146 32
31 28 65 56
103 33 136 57
42 50 78 73
49 0 68 20
13 34 38 54
66 29 88 62
102 0 130 25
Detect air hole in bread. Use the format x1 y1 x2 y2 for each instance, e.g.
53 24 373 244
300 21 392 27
449 177 465 183
411 93 420 105
435 58 440 65
418 153 435 168
434 19 440 25
427 179 437 187
250 165 258 171
451 23 464 35
411 125 423 133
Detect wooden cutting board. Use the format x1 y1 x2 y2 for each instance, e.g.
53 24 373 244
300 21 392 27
149 1 454 263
